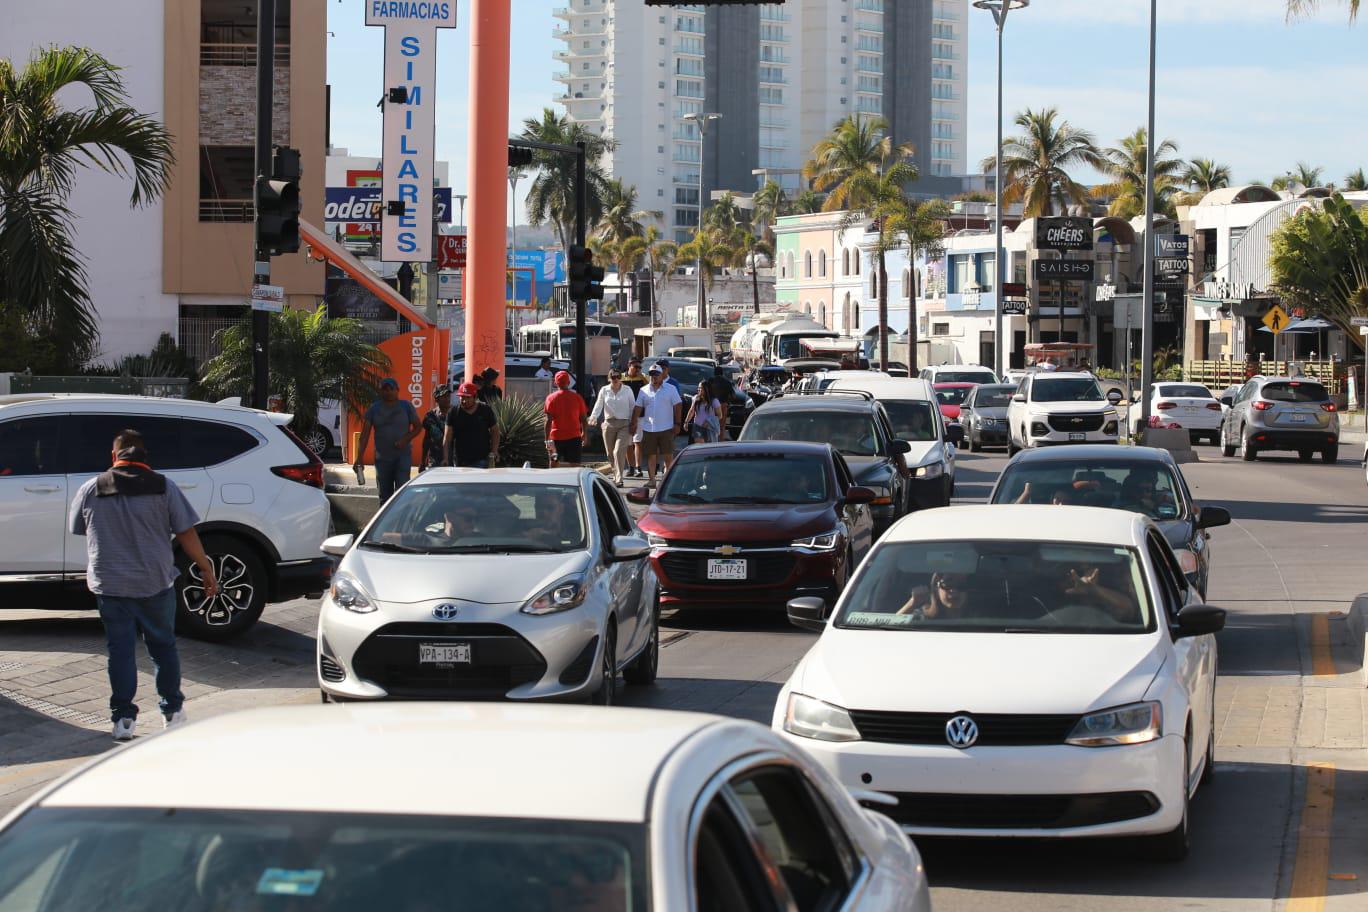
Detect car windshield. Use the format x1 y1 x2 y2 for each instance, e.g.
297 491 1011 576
934 387 972 406
1262 381 1329 403
1032 378 1105 402
0 807 645 912
361 483 587 554
1158 385 1212 399
972 387 1016 409
991 461 1184 521
659 453 830 505
935 371 995 384
836 540 1154 634
742 411 881 457
881 400 939 442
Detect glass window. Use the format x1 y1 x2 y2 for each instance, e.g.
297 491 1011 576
933 370 996 384
836 540 1154 634
181 419 259 467
660 454 829 505
1261 381 1329 403
881 400 939 442
741 411 880 457
1157 384 1213 399
934 386 972 406
1030 378 1104 403
360 483 588 554
63 415 186 474
970 386 1016 409
992 460 1184 520
694 799 782 912
0 416 63 477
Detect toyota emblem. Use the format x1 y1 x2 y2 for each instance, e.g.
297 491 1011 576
432 603 460 621
945 714 979 749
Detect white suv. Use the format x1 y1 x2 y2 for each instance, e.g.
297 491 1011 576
919 364 999 385
1007 372 1124 453
0 394 332 639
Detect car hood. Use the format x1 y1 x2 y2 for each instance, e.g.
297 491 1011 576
844 455 895 485
641 502 836 541
343 549 590 605
793 628 1165 714
1027 402 1113 415
900 441 942 467
971 406 1009 419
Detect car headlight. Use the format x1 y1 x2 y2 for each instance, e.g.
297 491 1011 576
784 693 862 742
330 573 376 614
793 529 840 550
1172 548 1199 576
646 532 670 547
1066 701 1162 747
915 461 944 479
521 574 587 616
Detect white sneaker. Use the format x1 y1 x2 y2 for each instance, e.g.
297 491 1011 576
112 718 135 742
163 710 187 730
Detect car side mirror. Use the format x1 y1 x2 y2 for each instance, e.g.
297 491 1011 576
1219 396 1234 408
945 424 965 444
1174 604 1226 639
787 596 828 632
844 486 876 505
1012 393 1026 403
609 534 650 562
1196 505 1231 530
626 487 653 505
1107 390 1124 405
321 534 354 558
891 439 912 456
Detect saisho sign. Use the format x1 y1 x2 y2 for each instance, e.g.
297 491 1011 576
1034 260 1095 280
324 187 453 225
1035 216 1094 252
366 1 457 261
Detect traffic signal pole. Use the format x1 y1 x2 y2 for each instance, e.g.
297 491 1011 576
251 0 275 411
574 141 587 400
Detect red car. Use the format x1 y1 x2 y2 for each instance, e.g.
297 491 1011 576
628 442 875 611
933 382 978 424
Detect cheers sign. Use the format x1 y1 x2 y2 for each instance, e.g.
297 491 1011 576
1035 216 1094 252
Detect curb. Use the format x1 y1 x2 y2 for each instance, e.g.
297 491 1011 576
1341 595 1368 687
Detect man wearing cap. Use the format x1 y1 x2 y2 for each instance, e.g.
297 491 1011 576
544 371 589 466
420 384 452 470
630 364 683 487
355 377 422 503
443 382 500 468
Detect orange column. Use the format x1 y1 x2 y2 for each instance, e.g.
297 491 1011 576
463 0 510 383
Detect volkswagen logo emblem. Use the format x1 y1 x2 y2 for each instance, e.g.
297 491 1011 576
432 603 460 621
945 714 979 749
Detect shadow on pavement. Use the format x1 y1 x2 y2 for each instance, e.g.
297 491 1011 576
661 607 814 636
0 694 109 767
1220 498 1368 525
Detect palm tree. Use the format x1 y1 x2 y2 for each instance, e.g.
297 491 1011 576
1092 128 1184 219
642 225 676 324
596 178 659 243
675 228 735 296
1345 168 1368 191
751 179 789 241
0 47 174 370
703 191 744 234
980 107 1105 218
791 190 824 214
1286 0 1359 21
1295 162 1326 187
727 230 774 314
1182 159 1232 195
804 115 914 212
200 305 390 434
519 108 615 254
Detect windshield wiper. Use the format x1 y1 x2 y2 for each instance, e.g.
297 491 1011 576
665 493 708 504
358 541 427 554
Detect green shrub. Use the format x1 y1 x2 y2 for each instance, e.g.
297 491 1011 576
492 395 551 468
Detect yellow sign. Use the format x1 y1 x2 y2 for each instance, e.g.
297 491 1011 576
1262 303 1291 334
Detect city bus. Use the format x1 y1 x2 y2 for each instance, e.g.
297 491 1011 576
517 318 623 363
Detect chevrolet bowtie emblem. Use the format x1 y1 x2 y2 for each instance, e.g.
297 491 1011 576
714 545 742 556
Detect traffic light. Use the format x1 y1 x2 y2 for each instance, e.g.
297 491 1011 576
256 146 301 256
567 245 605 302
508 145 534 168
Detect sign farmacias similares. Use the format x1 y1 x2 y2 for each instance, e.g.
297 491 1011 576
367 1 457 261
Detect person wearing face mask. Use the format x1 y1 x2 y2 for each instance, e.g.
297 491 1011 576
589 370 636 485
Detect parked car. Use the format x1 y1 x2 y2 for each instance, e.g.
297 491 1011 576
628 442 876 612
0 394 331 639
959 383 1017 451
1138 383 1224 444
0 703 931 911
1007 372 1124 453
739 391 913 538
988 444 1231 598
316 467 659 705
799 369 891 393
644 357 754 439
1219 376 1340 462
920 364 999 385
775 504 1224 861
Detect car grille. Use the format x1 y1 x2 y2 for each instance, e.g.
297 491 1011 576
657 552 798 586
351 623 547 699
1047 414 1106 432
660 540 795 551
318 655 346 683
867 791 1159 830
848 710 1079 746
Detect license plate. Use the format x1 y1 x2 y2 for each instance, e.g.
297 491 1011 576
1290 414 1308 423
1069 432 1086 441
707 559 748 580
419 643 471 664
1182 407 1198 415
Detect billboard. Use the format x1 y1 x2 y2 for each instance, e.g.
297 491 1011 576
1035 216 1094 252
325 186 454 231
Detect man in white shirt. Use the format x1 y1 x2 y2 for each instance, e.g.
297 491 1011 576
630 364 683 487
588 370 636 485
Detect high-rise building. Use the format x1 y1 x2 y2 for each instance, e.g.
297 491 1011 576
552 0 969 245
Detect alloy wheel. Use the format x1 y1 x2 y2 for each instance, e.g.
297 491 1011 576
182 553 257 628
301 425 331 457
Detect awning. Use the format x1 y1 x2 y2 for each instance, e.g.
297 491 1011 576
299 219 437 328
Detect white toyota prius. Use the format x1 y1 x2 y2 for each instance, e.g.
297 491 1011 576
774 505 1224 861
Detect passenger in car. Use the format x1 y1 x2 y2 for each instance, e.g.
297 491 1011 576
896 572 973 620
1057 562 1136 622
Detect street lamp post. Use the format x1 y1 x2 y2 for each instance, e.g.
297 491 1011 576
684 112 722 329
973 0 1028 380
1139 0 1158 427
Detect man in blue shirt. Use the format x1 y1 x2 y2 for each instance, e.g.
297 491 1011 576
355 377 422 502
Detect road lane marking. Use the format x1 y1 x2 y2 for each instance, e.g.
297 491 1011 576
1310 614 1336 677
1287 762 1336 912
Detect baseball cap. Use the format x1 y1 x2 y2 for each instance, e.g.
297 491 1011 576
379 377 398 390
554 370 573 388
433 383 451 398
457 382 480 397
647 364 662 375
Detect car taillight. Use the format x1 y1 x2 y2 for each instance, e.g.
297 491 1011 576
1156 401 1175 410
1321 402 1337 412
272 463 325 488
1206 402 1222 411
1251 401 1273 411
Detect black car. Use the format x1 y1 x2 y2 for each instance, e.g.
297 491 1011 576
644 357 753 438
739 390 912 538
959 383 1017 452
987 444 1230 598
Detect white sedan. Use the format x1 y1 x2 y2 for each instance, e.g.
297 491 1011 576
1139 382 1224 443
774 505 1224 861
0 704 931 911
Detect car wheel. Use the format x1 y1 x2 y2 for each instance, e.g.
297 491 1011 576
1322 445 1338 465
969 433 982 453
300 424 332 457
175 535 267 641
1007 434 1021 456
320 690 331 704
1298 449 1314 462
1239 428 1258 462
1220 424 1236 458
1144 735 1191 862
623 594 660 686
590 623 618 705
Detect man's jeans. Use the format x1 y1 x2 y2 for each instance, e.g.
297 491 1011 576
374 453 412 502
96 586 183 723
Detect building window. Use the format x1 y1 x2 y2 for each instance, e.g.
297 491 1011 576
819 304 827 326
804 251 812 278
870 271 878 298
903 269 912 299
853 255 860 276
818 250 826 277
841 250 849 275
933 321 950 336
198 145 255 222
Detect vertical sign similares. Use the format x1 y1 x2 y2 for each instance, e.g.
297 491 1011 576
365 1 456 262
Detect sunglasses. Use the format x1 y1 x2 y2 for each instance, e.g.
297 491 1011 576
937 579 965 592
610 374 623 380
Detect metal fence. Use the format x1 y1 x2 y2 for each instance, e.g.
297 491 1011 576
178 315 247 368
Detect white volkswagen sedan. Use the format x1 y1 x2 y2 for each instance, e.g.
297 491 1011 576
317 468 658 705
0 704 931 911
774 505 1224 861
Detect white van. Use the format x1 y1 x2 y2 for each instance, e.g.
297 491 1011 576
826 376 960 509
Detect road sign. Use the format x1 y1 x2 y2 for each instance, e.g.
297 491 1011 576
251 283 284 312
1001 298 1028 316
1155 235 1190 258
1262 303 1291 334
1035 216 1094 251
1350 316 1368 327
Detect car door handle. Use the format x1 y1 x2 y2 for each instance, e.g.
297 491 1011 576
176 482 199 490
24 484 60 494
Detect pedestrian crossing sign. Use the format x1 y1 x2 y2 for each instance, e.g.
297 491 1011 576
1262 303 1290 334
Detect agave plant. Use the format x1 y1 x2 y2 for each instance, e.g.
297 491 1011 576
492 395 551 468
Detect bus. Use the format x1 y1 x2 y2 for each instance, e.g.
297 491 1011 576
517 318 622 363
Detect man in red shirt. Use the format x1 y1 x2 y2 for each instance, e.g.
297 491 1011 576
544 371 589 466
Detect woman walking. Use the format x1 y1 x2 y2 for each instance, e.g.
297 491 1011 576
685 379 723 445
589 370 636 485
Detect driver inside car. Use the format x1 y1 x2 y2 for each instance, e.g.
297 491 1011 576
896 572 974 621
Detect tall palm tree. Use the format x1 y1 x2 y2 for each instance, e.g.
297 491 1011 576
703 191 744 234
642 225 676 324
1286 0 1359 21
980 107 1105 218
200 306 390 434
727 230 774 314
519 108 616 254
596 178 659 243
0 47 174 370
1182 159 1232 195
1092 128 1184 219
791 190 824 214
1345 168 1368 191
1293 162 1326 187
804 115 914 212
751 179 789 241
675 228 734 296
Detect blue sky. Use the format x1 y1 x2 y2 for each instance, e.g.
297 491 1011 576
326 1 1368 221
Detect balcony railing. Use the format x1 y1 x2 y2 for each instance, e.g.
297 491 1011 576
199 199 253 222
200 43 290 67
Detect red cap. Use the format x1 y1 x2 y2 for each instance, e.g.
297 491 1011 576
554 371 573 388
457 382 479 397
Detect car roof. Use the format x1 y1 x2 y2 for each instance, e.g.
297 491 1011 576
1008 444 1177 467
1030 372 1096 381
933 381 978 388
929 364 995 373
39 704 723 821
674 440 833 458
884 504 1149 548
413 466 592 486
0 394 276 422
753 395 877 413
828 376 934 400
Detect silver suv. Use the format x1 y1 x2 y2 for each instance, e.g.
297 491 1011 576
1219 376 1340 463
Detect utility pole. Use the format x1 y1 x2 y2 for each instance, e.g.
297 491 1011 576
574 141 588 400
1139 0 1158 427
250 0 276 410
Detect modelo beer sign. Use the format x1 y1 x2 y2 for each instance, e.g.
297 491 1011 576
1035 216 1094 252
1034 260 1095 280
